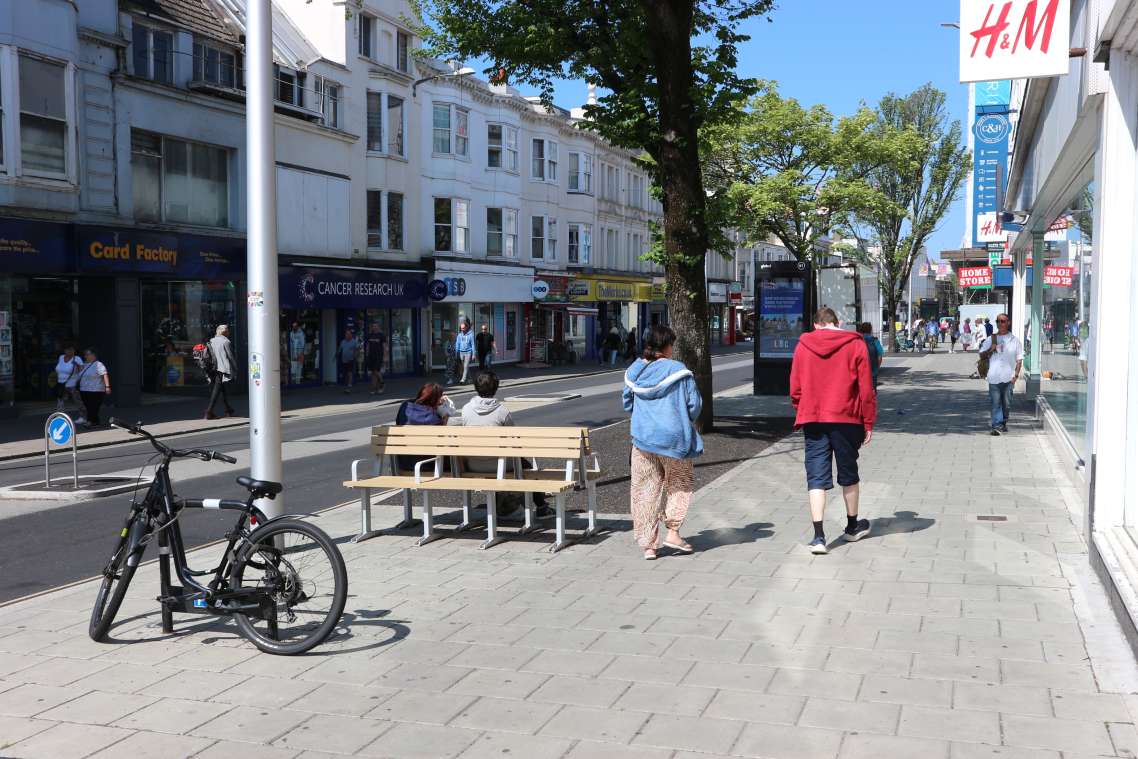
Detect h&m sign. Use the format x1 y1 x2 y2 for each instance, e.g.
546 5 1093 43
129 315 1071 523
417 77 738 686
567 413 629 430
960 0 1070 83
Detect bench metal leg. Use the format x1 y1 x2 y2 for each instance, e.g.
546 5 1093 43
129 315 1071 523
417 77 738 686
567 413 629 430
519 492 538 535
352 488 383 544
550 493 569 553
416 492 441 547
583 481 598 539
389 489 421 531
457 490 474 532
480 491 503 550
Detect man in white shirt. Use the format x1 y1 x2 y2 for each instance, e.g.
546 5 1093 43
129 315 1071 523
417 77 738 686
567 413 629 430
978 313 1023 436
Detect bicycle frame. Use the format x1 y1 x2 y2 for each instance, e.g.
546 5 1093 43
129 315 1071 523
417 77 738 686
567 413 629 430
134 454 275 634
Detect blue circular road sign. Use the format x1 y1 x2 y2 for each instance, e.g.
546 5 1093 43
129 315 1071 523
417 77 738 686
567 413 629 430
48 416 73 446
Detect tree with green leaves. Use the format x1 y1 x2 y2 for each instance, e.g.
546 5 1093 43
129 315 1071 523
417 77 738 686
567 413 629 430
707 83 894 263
845 84 971 352
411 0 774 430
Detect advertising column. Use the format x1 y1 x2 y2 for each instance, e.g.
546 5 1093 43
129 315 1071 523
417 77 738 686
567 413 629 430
970 80 1012 248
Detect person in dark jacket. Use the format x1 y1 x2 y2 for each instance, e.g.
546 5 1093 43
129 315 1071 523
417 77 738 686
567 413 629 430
623 325 703 560
394 383 455 471
475 324 495 371
790 308 877 555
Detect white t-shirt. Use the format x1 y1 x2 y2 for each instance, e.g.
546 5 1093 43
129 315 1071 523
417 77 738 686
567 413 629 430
980 333 1023 385
77 361 108 393
55 354 84 387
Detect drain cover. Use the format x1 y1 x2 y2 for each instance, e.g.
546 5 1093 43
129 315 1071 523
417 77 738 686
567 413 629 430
976 515 1008 522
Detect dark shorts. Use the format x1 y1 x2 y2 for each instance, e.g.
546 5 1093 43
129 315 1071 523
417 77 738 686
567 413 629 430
803 423 865 491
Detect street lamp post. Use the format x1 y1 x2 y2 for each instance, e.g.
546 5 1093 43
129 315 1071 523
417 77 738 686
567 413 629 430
411 67 476 97
246 0 283 518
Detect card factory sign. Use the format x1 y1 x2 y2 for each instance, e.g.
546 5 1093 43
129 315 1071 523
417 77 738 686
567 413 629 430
960 0 1070 83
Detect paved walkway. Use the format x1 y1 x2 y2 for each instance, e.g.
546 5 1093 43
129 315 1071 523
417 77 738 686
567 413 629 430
2 352 1137 758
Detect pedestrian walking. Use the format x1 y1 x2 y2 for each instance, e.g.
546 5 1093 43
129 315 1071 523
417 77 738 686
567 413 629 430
789 308 877 555
365 323 386 395
288 322 306 385
925 318 939 352
977 313 1023 436
338 329 359 393
455 321 475 383
75 347 111 428
961 318 973 352
475 323 495 371
984 317 994 337
205 325 237 419
54 346 83 411
856 323 884 391
950 321 960 353
623 324 703 561
596 325 605 365
604 326 621 368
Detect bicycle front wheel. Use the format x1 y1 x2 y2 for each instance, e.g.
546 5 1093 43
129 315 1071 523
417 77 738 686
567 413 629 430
230 518 348 655
89 511 148 641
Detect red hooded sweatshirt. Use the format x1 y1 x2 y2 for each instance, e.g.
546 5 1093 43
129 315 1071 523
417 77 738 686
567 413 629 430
789 328 877 431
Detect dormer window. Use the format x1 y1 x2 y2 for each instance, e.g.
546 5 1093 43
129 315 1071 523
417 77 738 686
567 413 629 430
274 65 304 107
193 40 238 88
132 21 174 84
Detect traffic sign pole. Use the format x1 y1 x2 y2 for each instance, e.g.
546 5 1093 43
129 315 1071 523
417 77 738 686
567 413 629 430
44 413 78 489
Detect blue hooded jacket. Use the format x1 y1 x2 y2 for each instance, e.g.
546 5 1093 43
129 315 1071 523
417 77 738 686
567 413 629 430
622 358 703 459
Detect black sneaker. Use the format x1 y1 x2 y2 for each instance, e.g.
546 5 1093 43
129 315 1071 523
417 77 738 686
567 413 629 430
990 428 1001 436
999 424 1008 433
842 519 871 542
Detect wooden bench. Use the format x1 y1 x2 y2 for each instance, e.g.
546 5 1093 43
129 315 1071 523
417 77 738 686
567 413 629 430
344 426 600 552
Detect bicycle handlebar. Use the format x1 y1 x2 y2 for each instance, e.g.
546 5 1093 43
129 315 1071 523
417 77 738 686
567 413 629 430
109 418 235 465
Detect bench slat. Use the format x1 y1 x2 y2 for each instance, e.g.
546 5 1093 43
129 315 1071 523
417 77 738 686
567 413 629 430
371 444 584 458
345 476 575 494
372 427 585 438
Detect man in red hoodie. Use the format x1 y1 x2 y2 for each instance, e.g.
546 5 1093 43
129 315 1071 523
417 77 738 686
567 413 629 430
789 307 878 554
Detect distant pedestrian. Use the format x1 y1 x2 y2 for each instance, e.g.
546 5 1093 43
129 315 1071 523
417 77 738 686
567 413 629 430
984 317 994 337
596 325 605 365
205 325 236 419
476 324 495 371
856 323 884 390
623 325 703 561
961 318 973 352
939 320 948 344
455 321 475 383
54 346 83 411
925 319 939 352
604 326 621 368
625 330 637 362
288 322 306 385
950 322 960 353
978 313 1023 436
365 322 386 395
789 308 877 555
75 347 111 428
338 329 359 393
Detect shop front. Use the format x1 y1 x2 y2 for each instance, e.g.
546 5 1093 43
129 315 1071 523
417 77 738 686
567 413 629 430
528 273 596 363
570 274 651 361
708 281 729 346
428 261 532 370
279 265 428 385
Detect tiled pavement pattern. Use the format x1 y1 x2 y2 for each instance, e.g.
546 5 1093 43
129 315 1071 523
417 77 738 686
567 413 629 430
1 353 1137 758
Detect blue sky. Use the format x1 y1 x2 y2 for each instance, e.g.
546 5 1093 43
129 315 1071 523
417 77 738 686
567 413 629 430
524 0 970 262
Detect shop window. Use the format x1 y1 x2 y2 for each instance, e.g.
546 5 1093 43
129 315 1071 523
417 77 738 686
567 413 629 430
282 310 321 386
397 31 411 73
487 124 518 171
487 207 517 258
132 21 173 84
568 152 592 193
19 54 69 178
132 130 230 228
141 280 237 392
192 40 237 88
568 223 591 265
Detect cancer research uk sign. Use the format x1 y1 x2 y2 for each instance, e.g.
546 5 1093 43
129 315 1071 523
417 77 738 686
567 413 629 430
960 0 1070 83
959 266 994 288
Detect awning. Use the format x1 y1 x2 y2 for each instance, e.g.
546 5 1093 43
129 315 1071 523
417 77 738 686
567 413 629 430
568 307 598 316
536 302 599 316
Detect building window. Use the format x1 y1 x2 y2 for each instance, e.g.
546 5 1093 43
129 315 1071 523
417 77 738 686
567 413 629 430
487 124 518 171
606 229 618 266
432 104 450 154
132 21 173 84
547 218 557 259
132 130 229 228
435 198 468 252
487 208 517 258
568 152 592 193
396 31 410 73
605 164 619 200
531 138 557 182
366 190 381 248
387 192 403 250
192 40 237 88
19 55 69 178
568 223 591 264
387 95 404 156
531 215 545 260
274 66 304 107
367 92 383 151
359 14 376 58
315 76 340 128
455 108 469 157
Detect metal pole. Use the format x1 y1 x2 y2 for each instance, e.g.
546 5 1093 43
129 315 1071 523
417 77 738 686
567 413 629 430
246 0 283 518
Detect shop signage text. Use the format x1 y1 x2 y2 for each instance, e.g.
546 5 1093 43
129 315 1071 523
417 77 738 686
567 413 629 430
960 0 1070 83
280 267 428 309
1043 265 1074 287
959 266 994 287
0 218 71 273
77 226 243 278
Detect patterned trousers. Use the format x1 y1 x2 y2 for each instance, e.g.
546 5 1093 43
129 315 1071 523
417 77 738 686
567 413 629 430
630 447 694 549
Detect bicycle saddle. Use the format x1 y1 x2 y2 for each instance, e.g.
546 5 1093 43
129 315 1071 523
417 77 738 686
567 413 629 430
236 476 283 496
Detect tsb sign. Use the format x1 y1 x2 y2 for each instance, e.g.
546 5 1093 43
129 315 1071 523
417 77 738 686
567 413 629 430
960 0 1070 83
531 280 550 300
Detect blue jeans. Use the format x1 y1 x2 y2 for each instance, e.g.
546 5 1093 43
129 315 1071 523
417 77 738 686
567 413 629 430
988 382 1013 429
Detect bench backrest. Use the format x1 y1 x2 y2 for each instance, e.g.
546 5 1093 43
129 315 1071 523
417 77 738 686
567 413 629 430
371 425 586 461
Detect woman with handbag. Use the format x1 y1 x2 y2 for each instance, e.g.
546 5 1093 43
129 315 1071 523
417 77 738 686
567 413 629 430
53 346 83 411
75 347 111 428
623 325 703 560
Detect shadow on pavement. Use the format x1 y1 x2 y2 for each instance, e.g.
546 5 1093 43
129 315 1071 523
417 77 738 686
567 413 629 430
824 510 937 550
688 521 775 552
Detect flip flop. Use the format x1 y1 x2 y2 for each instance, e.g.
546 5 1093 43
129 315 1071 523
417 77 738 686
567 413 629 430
643 549 658 561
662 541 694 554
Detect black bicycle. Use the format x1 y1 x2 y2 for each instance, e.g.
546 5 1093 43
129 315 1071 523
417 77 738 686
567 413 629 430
88 419 348 655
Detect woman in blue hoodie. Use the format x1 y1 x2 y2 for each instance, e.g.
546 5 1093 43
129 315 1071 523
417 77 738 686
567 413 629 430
623 325 703 560
394 383 455 471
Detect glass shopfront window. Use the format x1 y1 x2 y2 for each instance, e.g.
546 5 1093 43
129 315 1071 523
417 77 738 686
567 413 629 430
141 280 238 392
1041 181 1094 458
11 276 80 401
281 309 321 386
431 302 521 367
335 307 417 380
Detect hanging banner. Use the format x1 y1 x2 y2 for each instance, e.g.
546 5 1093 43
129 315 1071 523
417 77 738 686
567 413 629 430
959 266 993 288
960 0 1071 83
972 111 1011 246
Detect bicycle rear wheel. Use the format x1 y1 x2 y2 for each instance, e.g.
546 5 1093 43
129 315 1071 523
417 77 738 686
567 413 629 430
230 518 347 655
89 511 148 641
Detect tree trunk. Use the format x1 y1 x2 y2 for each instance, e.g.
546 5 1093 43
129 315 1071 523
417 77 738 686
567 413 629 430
885 293 901 352
645 0 714 431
